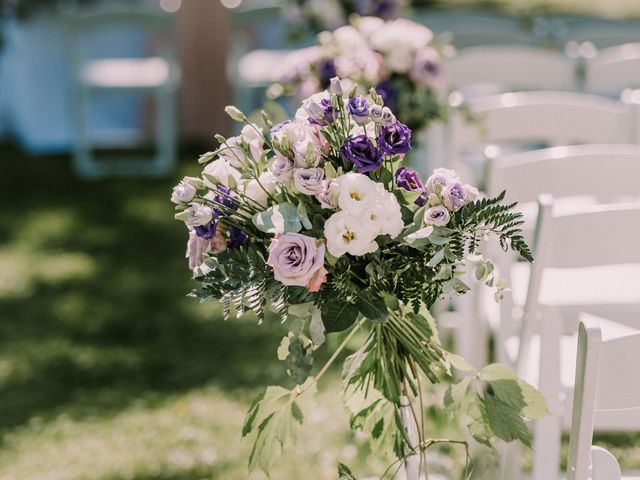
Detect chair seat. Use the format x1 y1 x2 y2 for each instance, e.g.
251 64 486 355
238 49 291 85
81 57 174 89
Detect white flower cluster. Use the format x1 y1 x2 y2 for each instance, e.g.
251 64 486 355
324 173 403 257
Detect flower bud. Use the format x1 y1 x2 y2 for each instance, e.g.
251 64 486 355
224 106 245 122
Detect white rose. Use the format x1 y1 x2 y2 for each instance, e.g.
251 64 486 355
293 168 325 195
171 177 197 204
324 211 378 258
175 203 213 227
243 172 278 208
337 172 380 214
203 159 241 189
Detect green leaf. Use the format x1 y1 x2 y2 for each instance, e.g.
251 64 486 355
291 401 304 424
338 463 358 480
321 300 359 333
444 376 472 410
252 203 302 233
481 379 533 447
355 292 388 323
287 334 314 384
309 307 326 347
242 386 290 438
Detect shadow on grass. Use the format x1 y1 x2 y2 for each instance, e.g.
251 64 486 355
0 146 289 432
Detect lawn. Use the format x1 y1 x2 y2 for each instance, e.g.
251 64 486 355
0 145 637 479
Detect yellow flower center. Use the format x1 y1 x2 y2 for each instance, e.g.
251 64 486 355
349 191 362 201
342 231 355 243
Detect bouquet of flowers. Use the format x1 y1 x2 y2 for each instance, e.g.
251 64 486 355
172 77 547 478
275 16 449 133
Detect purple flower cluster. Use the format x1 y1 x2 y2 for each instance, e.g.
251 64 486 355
378 121 412 155
395 167 426 206
195 186 239 240
348 96 369 123
340 134 382 173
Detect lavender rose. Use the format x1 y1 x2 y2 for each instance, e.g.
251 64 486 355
267 233 328 292
293 167 325 195
348 96 369 124
272 155 294 181
395 167 426 206
340 134 382 173
377 121 412 155
424 206 450 226
442 181 467 211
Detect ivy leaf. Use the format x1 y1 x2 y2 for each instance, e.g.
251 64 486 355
355 292 388 323
321 300 359 333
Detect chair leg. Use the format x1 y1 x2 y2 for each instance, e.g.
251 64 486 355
532 308 563 480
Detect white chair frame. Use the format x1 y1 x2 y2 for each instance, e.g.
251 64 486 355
566 315 640 480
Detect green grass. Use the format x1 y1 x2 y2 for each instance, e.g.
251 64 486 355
0 145 637 479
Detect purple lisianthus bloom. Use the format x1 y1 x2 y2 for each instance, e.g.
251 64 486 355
442 181 467 211
348 96 369 124
375 80 398 111
214 185 238 211
340 135 383 173
395 166 427 206
229 227 249 249
307 98 336 126
424 205 450 226
270 120 290 138
194 219 217 239
318 59 337 88
377 121 412 155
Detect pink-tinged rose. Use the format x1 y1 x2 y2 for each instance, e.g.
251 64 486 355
306 265 328 292
267 233 327 291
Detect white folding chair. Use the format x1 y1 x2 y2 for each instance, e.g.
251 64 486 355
515 199 640 480
67 3 180 178
480 144 640 366
563 19 640 49
442 90 639 174
566 314 640 480
585 43 640 94
445 46 575 97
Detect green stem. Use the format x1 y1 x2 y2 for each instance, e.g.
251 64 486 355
296 317 366 397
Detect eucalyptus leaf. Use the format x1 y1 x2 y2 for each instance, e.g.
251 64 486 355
252 203 302 234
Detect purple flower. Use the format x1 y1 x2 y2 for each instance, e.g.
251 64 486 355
306 98 336 126
442 182 467 211
410 48 444 89
340 135 383 173
214 185 238 211
377 122 412 155
424 206 450 226
229 227 249 249
270 120 290 138
348 96 369 123
375 80 398 111
395 167 427 206
194 220 217 239
318 59 337 88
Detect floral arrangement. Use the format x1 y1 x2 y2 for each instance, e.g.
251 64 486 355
172 78 547 477
275 16 450 134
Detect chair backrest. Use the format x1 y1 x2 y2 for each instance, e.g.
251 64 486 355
445 46 575 91
563 19 640 49
65 3 175 61
444 91 636 168
486 144 640 204
585 43 640 93
567 316 640 480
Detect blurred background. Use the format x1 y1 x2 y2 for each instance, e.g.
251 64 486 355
1 1 640 479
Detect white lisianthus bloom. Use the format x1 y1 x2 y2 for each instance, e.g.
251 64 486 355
379 192 405 238
175 203 213 227
240 124 265 162
218 136 246 168
316 178 340 209
243 172 279 207
203 159 241 189
463 184 480 204
354 16 385 40
324 211 378 257
336 172 379 214
171 177 198 204
271 154 295 182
